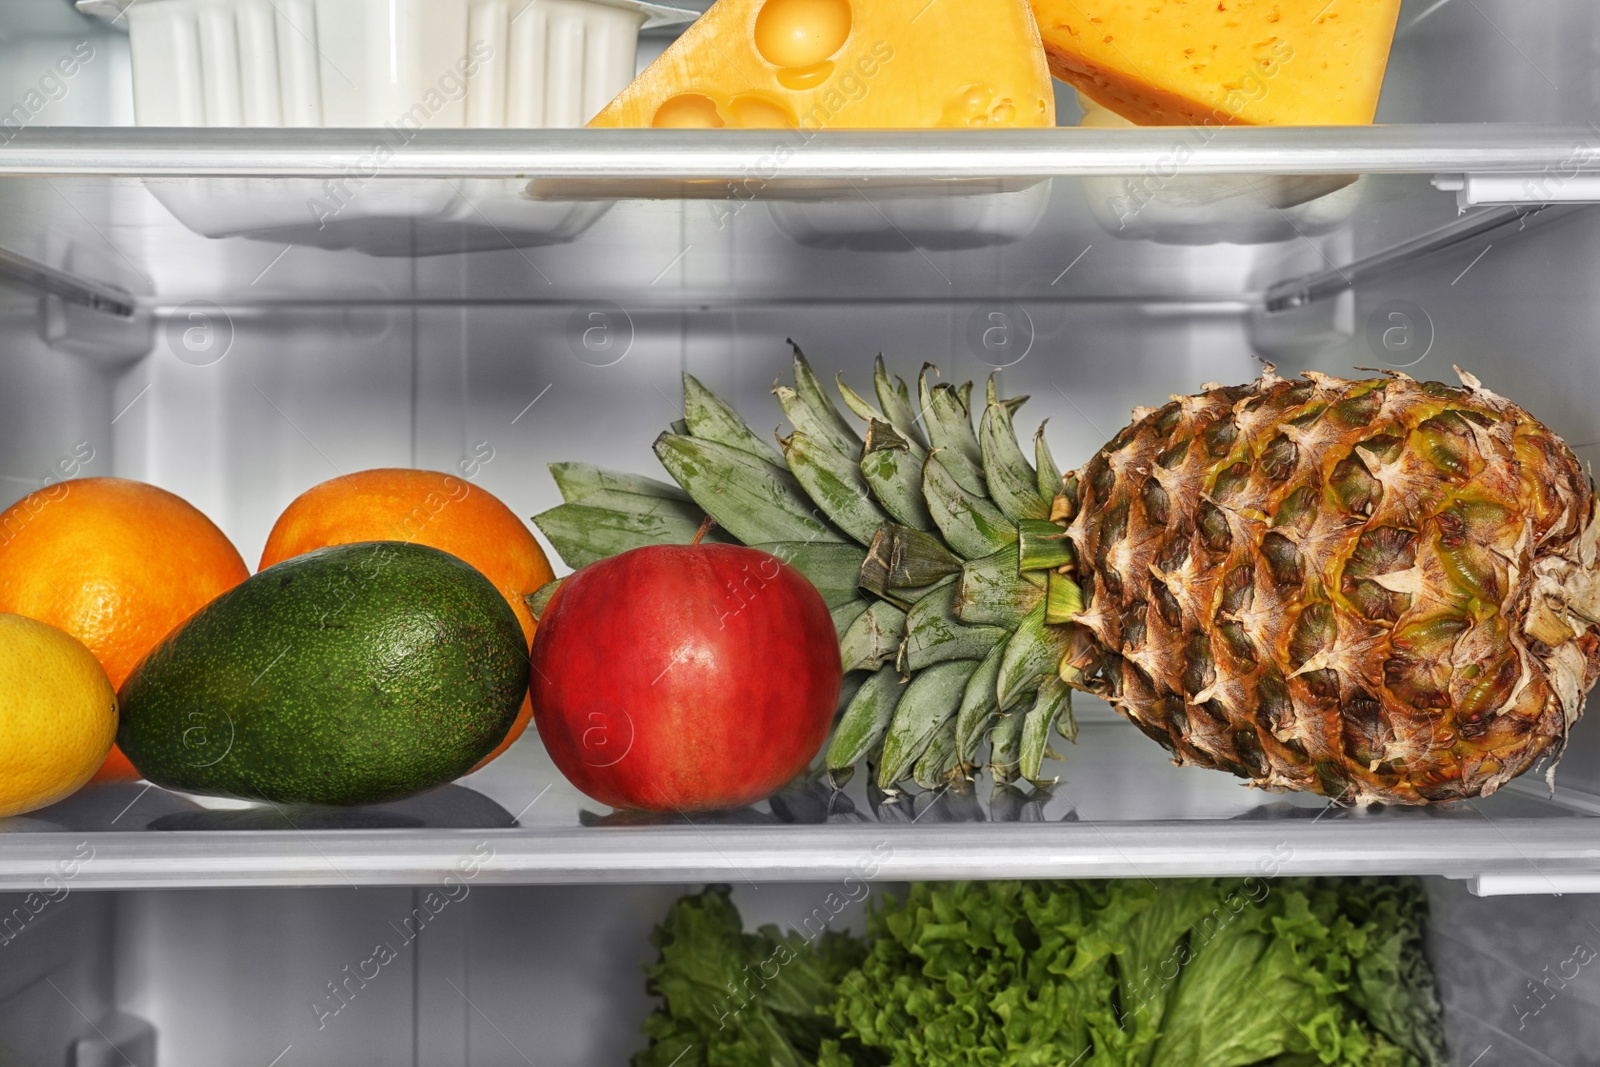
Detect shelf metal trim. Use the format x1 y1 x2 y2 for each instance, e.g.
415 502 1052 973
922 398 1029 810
1262 203 1556 312
3 820 1597 890
4 125 1600 179
0 244 139 319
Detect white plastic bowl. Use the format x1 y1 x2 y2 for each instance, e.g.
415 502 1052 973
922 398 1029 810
78 0 696 255
79 0 695 128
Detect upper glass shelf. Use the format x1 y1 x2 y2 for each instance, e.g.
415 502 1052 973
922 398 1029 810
0 142 1582 312
3 125 1600 181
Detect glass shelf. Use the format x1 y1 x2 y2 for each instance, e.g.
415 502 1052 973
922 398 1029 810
4 125 1598 180
3 702 1596 893
0 125 1593 313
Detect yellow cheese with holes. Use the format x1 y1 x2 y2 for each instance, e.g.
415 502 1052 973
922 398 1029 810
1029 0 1401 126
589 0 1055 130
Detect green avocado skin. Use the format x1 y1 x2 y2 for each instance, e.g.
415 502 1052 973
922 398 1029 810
118 541 529 806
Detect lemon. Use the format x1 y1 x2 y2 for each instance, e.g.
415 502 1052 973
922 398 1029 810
0 613 118 817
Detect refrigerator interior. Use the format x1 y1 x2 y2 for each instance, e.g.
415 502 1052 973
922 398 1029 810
4 0 1600 1063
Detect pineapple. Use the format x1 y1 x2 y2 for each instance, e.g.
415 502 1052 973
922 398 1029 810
533 351 1600 805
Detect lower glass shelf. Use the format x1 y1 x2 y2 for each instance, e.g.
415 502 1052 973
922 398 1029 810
2 702 1595 892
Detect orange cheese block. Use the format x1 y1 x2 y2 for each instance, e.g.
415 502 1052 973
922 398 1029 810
589 0 1055 130
1030 0 1402 126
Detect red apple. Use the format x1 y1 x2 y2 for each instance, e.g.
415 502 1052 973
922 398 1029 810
530 543 842 812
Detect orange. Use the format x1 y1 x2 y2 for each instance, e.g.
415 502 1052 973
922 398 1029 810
0 613 119 816
0 478 250 781
259 469 555 770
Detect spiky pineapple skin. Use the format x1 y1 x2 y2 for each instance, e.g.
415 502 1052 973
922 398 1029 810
1061 368 1600 805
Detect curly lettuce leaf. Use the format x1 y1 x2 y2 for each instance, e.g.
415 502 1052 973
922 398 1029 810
633 885 875 1067
832 880 1132 1065
1330 880 1450 1067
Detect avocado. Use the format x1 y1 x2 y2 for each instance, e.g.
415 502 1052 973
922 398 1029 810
118 541 529 806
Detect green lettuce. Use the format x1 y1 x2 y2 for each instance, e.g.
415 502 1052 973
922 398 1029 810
632 879 1448 1067
833 879 1447 1067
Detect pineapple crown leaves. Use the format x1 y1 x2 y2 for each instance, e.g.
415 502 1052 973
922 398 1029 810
532 346 1081 794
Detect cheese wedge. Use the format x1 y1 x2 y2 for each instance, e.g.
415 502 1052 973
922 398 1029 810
1030 0 1402 126
589 0 1055 130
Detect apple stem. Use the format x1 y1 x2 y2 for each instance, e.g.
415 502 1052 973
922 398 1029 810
691 516 717 546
